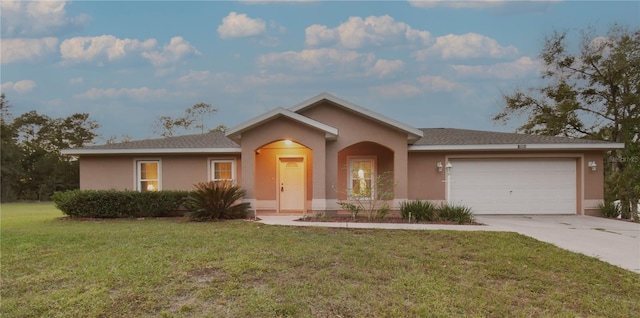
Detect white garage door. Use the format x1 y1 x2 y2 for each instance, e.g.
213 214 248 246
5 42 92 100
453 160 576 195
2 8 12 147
448 159 576 214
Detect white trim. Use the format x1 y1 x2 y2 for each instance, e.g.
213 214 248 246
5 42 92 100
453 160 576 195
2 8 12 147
226 107 338 140
392 199 409 210
409 143 625 151
311 199 328 211
254 200 278 210
62 148 241 155
580 155 585 215
244 199 257 211
209 159 236 182
134 159 161 192
289 92 423 141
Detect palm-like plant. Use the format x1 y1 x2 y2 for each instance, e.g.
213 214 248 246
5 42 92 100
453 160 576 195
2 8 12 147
185 181 250 221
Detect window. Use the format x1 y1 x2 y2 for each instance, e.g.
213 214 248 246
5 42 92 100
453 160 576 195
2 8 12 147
211 160 235 182
349 158 375 200
137 160 160 192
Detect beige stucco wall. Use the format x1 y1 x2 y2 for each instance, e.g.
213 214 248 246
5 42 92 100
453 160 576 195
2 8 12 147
80 156 135 190
337 142 394 200
79 154 240 191
299 101 409 202
236 116 327 212
407 152 446 200
583 151 606 215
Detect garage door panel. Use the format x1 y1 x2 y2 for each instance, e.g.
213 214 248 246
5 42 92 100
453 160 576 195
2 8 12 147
448 159 576 215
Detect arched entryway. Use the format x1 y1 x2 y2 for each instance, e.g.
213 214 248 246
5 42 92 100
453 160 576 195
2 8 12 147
336 142 394 202
254 140 313 214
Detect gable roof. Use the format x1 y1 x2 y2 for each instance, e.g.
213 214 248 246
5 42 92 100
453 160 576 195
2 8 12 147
61 131 240 155
225 107 339 141
409 128 625 151
289 92 424 143
62 96 624 156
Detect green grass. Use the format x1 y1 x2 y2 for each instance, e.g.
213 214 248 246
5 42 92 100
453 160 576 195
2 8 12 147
2 203 639 317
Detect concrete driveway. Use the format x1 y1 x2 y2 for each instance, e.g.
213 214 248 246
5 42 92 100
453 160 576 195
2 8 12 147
475 215 640 273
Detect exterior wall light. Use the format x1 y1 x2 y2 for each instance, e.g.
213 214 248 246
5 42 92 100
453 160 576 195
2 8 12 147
436 162 443 172
445 161 453 173
588 161 597 171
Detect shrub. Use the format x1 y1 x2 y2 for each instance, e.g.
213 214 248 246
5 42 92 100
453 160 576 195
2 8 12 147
185 181 250 221
134 191 189 217
400 200 437 222
376 203 390 220
438 203 475 224
52 190 189 218
598 201 620 218
338 202 361 219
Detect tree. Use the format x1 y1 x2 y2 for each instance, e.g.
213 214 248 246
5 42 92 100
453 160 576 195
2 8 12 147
494 25 640 219
153 102 217 137
0 94 23 201
0 96 101 201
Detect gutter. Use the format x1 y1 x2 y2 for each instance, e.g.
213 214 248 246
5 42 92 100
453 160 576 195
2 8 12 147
408 143 625 151
61 148 243 155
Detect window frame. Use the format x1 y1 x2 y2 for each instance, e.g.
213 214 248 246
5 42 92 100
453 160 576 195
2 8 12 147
347 156 376 200
209 159 236 183
135 159 161 192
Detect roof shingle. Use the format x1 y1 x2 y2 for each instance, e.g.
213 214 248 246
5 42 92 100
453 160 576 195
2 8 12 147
79 131 239 150
414 128 612 146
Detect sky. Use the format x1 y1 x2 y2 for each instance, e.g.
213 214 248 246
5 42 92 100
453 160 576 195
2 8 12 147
1 0 639 143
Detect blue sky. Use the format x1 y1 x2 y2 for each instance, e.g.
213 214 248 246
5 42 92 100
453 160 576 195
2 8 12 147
1 0 638 142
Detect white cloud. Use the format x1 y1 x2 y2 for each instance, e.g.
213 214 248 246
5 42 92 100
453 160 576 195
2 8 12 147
69 77 84 85
371 83 422 98
1 0 90 37
368 59 405 78
176 70 213 85
257 48 375 73
243 71 305 86
416 75 458 92
451 56 540 79
408 0 557 13
372 74 459 98
408 0 506 9
141 36 201 67
414 33 518 60
305 24 337 46
59 35 198 69
239 0 318 4
74 87 169 101
305 15 430 49
0 37 58 64
1 80 37 94
218 12 266 39
60 35 157 63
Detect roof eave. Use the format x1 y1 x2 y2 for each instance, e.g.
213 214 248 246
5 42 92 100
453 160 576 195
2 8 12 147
61 148 242 155
290 92 424 141
408 143 625 151
225 107 339 140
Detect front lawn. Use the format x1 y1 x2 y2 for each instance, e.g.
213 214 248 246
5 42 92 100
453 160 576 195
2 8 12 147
2 203 638 317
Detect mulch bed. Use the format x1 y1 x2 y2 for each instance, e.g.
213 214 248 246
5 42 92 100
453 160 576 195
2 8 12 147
296 216 483 225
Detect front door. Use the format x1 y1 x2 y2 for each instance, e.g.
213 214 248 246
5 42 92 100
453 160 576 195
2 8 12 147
279 157 305 212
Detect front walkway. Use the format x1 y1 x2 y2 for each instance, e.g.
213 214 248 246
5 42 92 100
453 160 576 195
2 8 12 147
257 215 640 274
